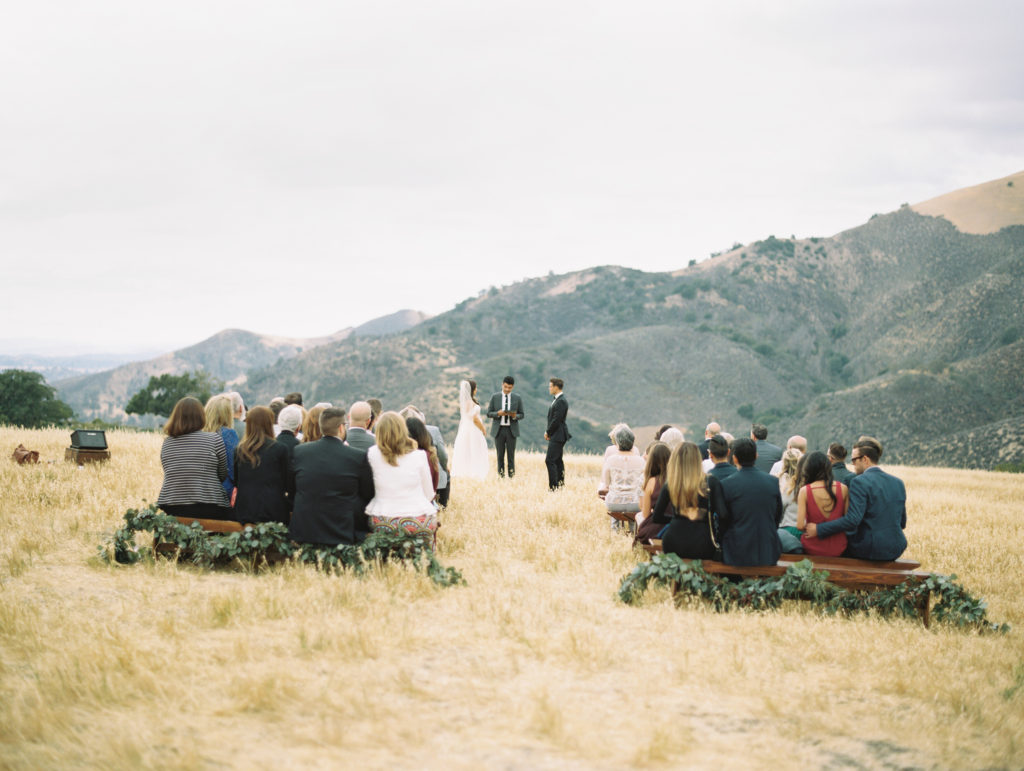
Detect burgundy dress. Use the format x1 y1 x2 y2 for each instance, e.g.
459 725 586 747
800 482 847 557
634 479 664 545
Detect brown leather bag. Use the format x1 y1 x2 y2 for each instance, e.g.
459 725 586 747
12 444 40 464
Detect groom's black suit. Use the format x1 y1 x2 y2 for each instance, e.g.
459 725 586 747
545 393 571 490
486 390 524 477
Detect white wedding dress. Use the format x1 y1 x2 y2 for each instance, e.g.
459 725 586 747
450 381 489 480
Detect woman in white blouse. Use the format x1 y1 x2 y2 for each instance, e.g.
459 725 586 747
598 425 645 514
365 412 438 542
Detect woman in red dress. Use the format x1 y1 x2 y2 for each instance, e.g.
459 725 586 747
797 451 849 556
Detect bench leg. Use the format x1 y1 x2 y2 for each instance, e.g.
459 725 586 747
919 589 931 628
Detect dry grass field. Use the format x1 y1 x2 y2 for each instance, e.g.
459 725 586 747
2 427 1023 769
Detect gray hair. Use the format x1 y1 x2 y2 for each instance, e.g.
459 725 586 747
614 426 635 452
226 391 245 418
278 404 303 432
660 427 684 449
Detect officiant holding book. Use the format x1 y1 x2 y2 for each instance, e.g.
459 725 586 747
486 376 525 478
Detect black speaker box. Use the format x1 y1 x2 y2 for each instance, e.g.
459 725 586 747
71 430 108 450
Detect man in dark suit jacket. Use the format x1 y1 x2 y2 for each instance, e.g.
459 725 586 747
544 377 571 491
345 401 376 453
276 404 302 454
289 407 375 546
486 375 525 478
750 423 783 473
697 421 721 461
808 438 907 560
718 437 782 566
706 434 737 482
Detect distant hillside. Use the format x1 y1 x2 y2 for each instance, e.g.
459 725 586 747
240 190 1024 468
56 310 427 423
912 170 1024 234
0 352 149 383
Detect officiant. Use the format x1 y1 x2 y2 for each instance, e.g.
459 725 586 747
486 376 525 478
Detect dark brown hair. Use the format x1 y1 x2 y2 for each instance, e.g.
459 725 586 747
164 397 205 437
237 406 275 467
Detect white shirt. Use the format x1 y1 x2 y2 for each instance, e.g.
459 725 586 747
365 446 435 518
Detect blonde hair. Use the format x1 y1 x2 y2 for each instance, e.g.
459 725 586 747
780 447 803 498
374 412 414 466
665 442 708 514
302 406 323 443
203 395 233 433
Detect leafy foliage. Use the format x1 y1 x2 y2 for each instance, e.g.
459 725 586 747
125 371 224 417
99 504 465 588
0 369 74 427
618 554 1008 632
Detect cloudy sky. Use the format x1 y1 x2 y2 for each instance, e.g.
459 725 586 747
3 0 1023 354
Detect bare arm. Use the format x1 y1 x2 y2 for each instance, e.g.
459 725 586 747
796 486 807 530
473 415 486 435
636 477 656 524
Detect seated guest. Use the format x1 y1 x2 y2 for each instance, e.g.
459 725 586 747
706 434 736 482
634 441 671 544
234 406 292 525
227 391 246 438
405 415 440 495
697 421 721 460
302 405 325 443
718 437 783 566
366 398 383 431
289 407 374 546
776 448 805 553
750 423 783 474
269 397 286 435
401 405 450 508
204 394 239 498
828 442 855 485
806 437 907 560
346 401 376 452
653 424 674 441
650 442 726 560
604 423 640 458
365 412 438 541
284 392 303 406
797 451 849 556
156 397 233 520
598 426 646 515
276 404 303 455
770 435 806 476
659 427 684 451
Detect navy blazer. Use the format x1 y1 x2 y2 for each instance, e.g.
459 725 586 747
719 465 783 566
817 466 907 560
753 440 783 473
289 436 375 546
708 461 737 483
546 394 571 442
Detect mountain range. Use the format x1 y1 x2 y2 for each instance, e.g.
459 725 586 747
55 172 1024 469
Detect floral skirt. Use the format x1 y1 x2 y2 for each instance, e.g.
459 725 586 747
370 513 438 540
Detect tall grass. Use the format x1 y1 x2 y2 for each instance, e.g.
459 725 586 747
1 427 1022 768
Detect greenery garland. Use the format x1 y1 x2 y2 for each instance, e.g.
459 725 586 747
618 553 1009 633
98 504 465 588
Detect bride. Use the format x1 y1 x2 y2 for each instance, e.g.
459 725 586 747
450 379 489 480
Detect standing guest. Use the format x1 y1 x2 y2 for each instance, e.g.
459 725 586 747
302 405 325 443
544 377 571 491
776 448 806 553
204 394 239 498
156 397 232 520
634 442 672 544
706 434 737 483
697 421 722 460
346 401 376 452
400 405 450 507
598 425 645 515
405 415 440 495
227 391 246 438
234 406 292 525
650 442 726 560
770 436 807 477
750 423 783 474
276 404 302 456
718 437 783 566
797 451 849 556
828 442 856 485
284 392 303 406
806 437 907 560
290 407 375 546
486 376 525 478
366 398 383 431
365 412 438 541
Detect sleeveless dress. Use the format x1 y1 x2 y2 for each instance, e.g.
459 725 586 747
800 482 847 556
451 402 488 480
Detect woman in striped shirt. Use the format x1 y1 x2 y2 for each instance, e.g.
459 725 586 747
157 397 233 520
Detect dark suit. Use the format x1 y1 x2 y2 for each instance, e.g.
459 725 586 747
545 393 571 490
831 462 855 486
345 427 375 453
289 436 375 546
276 430 300 455
816 466 907 560
234 440 292 524
697 438 710 461
719 465 783 566
486 391 524 477
753 439 783 473
708 461 737 483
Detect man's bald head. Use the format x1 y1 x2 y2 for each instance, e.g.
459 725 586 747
705 421 721 438
787 435 807 452
349 401 372 428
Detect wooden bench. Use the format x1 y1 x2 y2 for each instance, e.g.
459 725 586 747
640 541 933 626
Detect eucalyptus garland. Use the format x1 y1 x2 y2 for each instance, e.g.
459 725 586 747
619 553 1008 633
98 504 464 588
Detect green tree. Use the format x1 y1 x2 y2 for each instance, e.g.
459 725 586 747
125 371 223 417
0 369 74 427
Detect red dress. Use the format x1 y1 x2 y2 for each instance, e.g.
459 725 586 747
800 482 847 557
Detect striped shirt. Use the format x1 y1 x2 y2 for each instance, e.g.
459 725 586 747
157 431 230 508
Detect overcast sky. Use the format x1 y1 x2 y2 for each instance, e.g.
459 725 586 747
3 0 1023 354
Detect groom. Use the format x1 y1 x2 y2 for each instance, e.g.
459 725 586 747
544 377 571 491
486 375 524 478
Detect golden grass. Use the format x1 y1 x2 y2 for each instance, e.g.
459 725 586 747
2 427 1023 768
